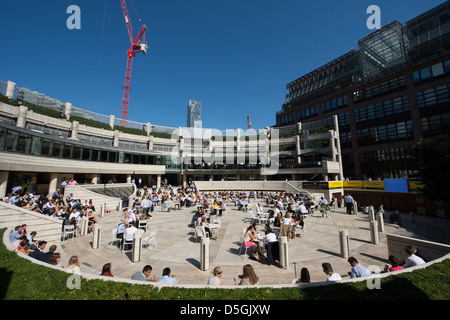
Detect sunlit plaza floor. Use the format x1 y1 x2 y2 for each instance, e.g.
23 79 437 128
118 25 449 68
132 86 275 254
58 202 438 286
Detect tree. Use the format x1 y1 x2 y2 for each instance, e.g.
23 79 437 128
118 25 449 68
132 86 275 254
412 134 450 202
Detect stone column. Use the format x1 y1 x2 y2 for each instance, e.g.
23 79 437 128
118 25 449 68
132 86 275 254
145 122 152 135
80 215 89 236
48 173 58 196
5 81 16 99
16 105 28 128
70 121 79 140
279 236 289 270
339 230 349 259
296 135 301 164
109 115 115 130
132 231 143 263
64 102 72 120
236 129 241 151
156 175 161 189
91 175 99 185
377 212 385 233
370 221 380 245
113 130 120 147
148 136 154 151
333 115 344 181
92 225 101 249
200 237 210 271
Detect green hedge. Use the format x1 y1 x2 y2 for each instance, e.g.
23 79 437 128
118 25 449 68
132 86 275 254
114 125 147 136
0 94 63 119
69 115 112 131
0 229 449 300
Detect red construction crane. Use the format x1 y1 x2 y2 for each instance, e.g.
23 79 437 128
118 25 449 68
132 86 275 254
119 0 148 127
247 115 252 129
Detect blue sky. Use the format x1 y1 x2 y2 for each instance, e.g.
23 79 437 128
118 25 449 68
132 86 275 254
0 0 445 130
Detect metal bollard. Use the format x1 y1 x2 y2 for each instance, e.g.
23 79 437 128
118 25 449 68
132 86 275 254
339 229 349 259
279 236 289 269
368 206 375 222
377 211 385 233
92 225 101 249
200 237 210 271
132 231 143 263
80 215 89 236
353 201 358 215
370 221 379 245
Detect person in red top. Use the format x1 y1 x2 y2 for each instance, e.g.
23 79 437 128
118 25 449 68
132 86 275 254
17 239 29 255
383 255 404 272
100 263 114 277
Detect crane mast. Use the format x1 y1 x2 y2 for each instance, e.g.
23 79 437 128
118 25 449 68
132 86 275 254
119 0 147 127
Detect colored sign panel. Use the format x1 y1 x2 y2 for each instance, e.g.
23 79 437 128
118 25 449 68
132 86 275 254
328 181 344 189
362 181 385 189
343 181 363 188
384 178 409 193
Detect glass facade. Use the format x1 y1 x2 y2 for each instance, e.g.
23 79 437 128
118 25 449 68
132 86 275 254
276 2 450 180
187 99 202 128
0 125 163 165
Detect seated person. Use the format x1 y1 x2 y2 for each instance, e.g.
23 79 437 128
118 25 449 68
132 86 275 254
237 198 244 210
116 220 128 248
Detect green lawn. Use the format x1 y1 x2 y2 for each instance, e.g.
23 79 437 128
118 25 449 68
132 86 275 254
1 229 448 300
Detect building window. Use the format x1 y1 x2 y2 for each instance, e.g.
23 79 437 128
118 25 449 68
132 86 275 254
413 60 450 83
416 84 450 108
322 96 348 114
419 67 432 80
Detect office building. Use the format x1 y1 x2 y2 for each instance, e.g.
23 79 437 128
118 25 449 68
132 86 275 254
187 99 202 128
276 1 450 180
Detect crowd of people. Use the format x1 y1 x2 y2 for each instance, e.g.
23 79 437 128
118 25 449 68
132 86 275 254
6 179 435 287
9 224 82 271
3 184 101 237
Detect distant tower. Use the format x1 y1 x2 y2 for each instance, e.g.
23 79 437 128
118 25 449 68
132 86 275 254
187 99 202 128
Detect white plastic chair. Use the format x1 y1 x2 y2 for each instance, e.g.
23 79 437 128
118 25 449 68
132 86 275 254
121 232 134 253
195 225 209 242
143 229 157 250
110 227 118 246
138 219 148 232
250 211 261 224
62 224 75 241
239 235 253 259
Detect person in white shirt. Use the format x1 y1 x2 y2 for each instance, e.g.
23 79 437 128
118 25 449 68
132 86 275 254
255 203 263 214
127 208 137 224
274 205 280 217
42 200 56 214
276 199 283 208
68 208 80 224
123 222 138 241
282 213 292 225
263 225 278 247
322 263 342 282
297 202 308 215
140 197 152 218
402 246 426 268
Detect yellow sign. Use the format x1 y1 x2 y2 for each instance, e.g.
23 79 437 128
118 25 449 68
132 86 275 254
343 181 363 188
328 181 344 189
362 181 384 189
408 182 423 191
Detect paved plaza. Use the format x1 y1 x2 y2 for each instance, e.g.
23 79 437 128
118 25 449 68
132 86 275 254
58 201 427 286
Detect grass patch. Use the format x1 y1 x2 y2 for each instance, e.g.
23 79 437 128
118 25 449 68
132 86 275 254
0 229 448 300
